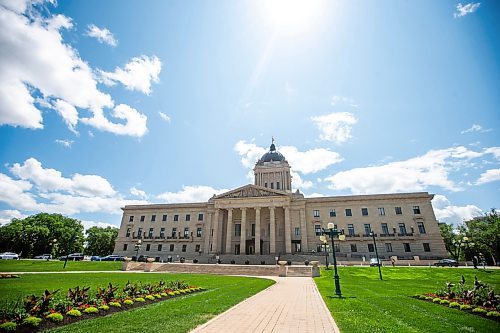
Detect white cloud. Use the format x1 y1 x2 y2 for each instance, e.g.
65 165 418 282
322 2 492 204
53 99 79 133
99 56 162 95
454 2 481 18
81 219 118 230
330 95 358 108
280 146 343 174
81 104 148 137
158 112 171 123
0 173 39 211
476 169 500 185
311 112 358 144
290 171 313 190
130 187 148 199
484 147 500 160
234 140 267 168
0 209 25 225
85 24 117 47
325 146 493 194
54 139 74 148
157 185 228 203
461 123 491 134
432 195 482 225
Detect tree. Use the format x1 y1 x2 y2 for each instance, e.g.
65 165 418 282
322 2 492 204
0 213 84 258
439 223 461 260
465 209 499 265
84 226 119 256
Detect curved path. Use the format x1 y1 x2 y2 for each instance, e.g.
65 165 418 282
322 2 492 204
191 276 339 333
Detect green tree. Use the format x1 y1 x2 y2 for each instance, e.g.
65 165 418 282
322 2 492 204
465 209 499 265
439 223 461 260
0 213 84 258
84 226 119 256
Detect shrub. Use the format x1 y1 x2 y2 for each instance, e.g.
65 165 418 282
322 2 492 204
460 304 473 310
84 306 98 314
123 300 134 305
486 311 500 318
66 309 82 317
0 322 17 332
432 298 442 303
145 295 155 301
449 302 460 308
440 299 450 305
23 316 42 327
160 292 168 297
46 312 64 322
154 294 161 299
174 291 181 295
98 305 109 311
472 308 487 314
168 292 175 296
425 297 433 300
417 295 427 300
109 302 121 308
134 297 145 303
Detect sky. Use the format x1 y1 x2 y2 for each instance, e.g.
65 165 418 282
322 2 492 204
0 0 498 230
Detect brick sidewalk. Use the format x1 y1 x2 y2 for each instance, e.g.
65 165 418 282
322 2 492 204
191 277 339 333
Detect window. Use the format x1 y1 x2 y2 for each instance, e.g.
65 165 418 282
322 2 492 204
146 244 150 251
378 207 385 216
185 214 191 221
195 244 200 252
351 244 357 252
361 208 368 216
137 228 143 237
151 214 156 222
171 228 177 238
395 207 402 215
277 181 280 189
270 182 274 189
235 244 240 255
198 213 204 221
315 224 322 236
126 228 131 237
235 224 241 237
385 243 393 252
316 244 324 253
330 209 336 217
157 244 162 251
423 243 431 252
251 224 255 237
403 243 411 252
348 224 355 236
398 223 407 235
368 244 374 252
169 244 174 252
381 223 389 235
345 208 352 217
196 227 202 237
182 245 187 252
313 210 320 218
334 244 340 252
294 227 300 236
184 227 189 238
140 215 145 222
294 242 301 252
417 222 426 234
123 244 128 251
364 224 371 235
413 206 421 214
264 182 268 188
173 214 179 222
129 216 134 222
148 228 154 238
162 214 167 222
160 228 165 238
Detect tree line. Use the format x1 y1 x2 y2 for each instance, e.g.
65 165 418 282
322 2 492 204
0 213 119 258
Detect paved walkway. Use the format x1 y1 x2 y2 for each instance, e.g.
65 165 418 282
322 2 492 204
191 277 339 333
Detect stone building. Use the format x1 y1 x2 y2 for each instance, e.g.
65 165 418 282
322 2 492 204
114 141 447 263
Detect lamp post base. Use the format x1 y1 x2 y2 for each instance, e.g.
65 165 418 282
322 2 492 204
334 274 342 297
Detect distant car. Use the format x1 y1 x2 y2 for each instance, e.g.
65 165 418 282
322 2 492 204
137 255 149 262
0 252 19 260
435 259 459 267
90 256 101 261
34 254 52 260
369 258 382 267
100 255 124 261
59 253 84 261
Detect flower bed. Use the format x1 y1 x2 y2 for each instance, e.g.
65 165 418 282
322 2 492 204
0 280 204 332
413 275 499 322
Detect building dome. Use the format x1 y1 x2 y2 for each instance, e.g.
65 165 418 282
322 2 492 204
257 140 286 164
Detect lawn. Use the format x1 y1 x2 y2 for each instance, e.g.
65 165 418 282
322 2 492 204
0 272 274 332
0 260 121 272
315 266 499 333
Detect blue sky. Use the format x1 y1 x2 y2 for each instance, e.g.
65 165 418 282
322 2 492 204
0 0 498 229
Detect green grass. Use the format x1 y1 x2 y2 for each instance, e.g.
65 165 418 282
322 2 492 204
0 272 274 332
315 267 500 333
0 259 121 272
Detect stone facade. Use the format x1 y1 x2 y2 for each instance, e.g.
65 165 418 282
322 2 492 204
114 142 448 262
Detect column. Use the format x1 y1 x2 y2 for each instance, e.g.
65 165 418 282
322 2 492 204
240 208 247 255
284 206 292 254
255 207 261 255
212 209 220 253
204 212 212 253
225 208 233 254
300 208 308 252
270 207 276 254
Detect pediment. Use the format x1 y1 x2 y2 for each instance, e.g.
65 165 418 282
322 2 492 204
212 184 288 200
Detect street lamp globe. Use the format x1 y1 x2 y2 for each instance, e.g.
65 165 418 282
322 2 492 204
327 222 335 229
320 235 326 242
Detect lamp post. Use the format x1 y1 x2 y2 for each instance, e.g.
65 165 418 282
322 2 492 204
321 223 345 297
462 236 476 268
369 231 383 280
320 235 330 269
134 239 142 261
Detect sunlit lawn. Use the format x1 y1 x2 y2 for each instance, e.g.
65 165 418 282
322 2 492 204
0 259 121 272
